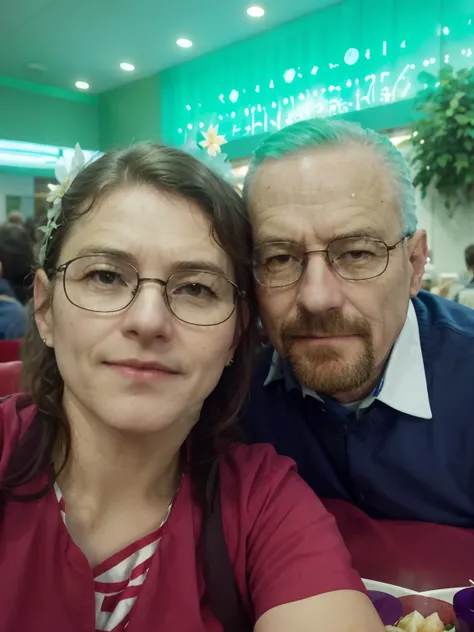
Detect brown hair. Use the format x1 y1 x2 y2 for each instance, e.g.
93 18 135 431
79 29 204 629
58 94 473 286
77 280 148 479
4 143 259 498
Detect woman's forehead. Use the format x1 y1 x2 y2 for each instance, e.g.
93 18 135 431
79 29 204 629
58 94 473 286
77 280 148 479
61 186 233 275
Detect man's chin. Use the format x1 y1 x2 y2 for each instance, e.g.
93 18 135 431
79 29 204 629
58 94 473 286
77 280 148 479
288 351 373 395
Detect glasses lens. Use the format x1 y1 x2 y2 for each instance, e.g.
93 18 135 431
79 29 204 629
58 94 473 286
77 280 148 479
253 243 304 287
328 237 389 280
64 255 138 312
166 271 237 325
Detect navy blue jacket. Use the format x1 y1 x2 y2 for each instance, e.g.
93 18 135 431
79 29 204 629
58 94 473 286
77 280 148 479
0 279 27 341
241 292 474 527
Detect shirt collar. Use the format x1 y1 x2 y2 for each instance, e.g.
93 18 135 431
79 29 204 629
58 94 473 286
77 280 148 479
264 301 432 420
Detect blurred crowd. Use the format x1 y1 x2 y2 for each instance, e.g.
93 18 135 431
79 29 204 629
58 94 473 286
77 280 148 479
422 244 474 306
0 212 39 340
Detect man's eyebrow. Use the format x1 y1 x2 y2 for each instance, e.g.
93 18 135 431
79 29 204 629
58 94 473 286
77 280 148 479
331 229 385 241
254 229 385 248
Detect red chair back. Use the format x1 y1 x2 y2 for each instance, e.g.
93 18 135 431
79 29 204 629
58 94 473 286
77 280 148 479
0 339 22 363
0 361 21 397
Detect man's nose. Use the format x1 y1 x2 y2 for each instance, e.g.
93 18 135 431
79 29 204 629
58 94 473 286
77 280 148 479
296 254 345 314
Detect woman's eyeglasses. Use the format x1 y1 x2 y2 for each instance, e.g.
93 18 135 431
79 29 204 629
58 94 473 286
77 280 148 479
55 254 244 327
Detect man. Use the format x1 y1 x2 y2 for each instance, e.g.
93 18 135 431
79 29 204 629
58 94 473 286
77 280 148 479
454 244 474 308
241 118 474 528
0 224 31 339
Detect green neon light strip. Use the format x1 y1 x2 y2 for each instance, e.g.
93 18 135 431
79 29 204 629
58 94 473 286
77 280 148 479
0 76 99 104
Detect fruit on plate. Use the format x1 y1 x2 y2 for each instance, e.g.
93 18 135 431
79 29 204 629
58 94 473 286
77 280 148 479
385 610 447 631
398 596 454 625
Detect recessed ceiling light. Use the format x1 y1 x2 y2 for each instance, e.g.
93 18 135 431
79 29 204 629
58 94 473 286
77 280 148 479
120 62 135 72
176 38 193 48
75 81 90 90
247 5 265 17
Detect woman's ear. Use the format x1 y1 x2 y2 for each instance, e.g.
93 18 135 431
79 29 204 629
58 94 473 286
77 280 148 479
34 270 54 347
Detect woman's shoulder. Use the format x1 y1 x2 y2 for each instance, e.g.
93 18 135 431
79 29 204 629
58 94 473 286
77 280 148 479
222 442 297 483
219 442 319 516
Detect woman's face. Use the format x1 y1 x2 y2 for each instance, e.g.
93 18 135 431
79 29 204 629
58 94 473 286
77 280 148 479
35 185 238 435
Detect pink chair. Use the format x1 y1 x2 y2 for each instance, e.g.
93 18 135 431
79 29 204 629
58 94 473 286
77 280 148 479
0 340 22 363
0 361 22 397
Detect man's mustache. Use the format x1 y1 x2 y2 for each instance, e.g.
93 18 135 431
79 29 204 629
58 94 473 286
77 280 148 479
282 310 371 340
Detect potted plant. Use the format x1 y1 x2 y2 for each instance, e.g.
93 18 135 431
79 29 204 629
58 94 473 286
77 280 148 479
409 65 474 211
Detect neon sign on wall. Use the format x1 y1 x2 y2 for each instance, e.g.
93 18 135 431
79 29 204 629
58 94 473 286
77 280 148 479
173 28 473 145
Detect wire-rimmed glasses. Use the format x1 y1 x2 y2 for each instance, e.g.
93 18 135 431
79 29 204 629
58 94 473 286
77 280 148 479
55 254 244 326
253 235 409 288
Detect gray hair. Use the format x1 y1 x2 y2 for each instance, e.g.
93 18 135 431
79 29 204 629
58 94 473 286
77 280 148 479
243 118 417 235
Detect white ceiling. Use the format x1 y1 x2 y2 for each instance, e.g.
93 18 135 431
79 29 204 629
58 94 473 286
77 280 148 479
0 0 343 93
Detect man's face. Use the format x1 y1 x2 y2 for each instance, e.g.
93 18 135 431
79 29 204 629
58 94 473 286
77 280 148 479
249 144 427 402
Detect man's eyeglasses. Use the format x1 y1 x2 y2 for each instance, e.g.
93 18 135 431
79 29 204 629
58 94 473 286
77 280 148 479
55 254 244 326
253 235 410 288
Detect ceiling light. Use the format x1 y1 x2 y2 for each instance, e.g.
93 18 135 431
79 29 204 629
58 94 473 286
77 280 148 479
120 62 135 72
176 38 193 48
75 81 90 90
247 6 265 18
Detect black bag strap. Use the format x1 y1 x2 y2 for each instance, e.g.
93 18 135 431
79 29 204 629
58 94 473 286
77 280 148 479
202 457 253 632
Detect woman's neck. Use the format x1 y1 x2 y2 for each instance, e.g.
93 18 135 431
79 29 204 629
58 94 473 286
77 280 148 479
57 390 186 508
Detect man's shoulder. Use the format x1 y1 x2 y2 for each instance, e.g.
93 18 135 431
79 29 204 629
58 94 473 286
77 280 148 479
413 290 474 345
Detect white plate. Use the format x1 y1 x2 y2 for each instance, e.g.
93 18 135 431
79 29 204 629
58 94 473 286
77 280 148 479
363 579 465 605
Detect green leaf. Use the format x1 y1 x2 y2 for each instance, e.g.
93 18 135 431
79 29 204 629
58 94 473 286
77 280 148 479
437 154 452 167
455 114 470 125
450 98 459 109
446 108 454 117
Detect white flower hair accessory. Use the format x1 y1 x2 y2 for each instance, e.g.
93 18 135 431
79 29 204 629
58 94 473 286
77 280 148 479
183 125 234 184
199 125 227 157
39 143 86 266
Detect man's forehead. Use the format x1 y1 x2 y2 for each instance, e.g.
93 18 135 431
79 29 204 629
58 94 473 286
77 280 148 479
249 144 395 210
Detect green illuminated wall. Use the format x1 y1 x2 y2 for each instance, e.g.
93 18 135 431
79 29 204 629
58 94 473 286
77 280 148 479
99 75 162 150
160 0 474 154
0 77 100 149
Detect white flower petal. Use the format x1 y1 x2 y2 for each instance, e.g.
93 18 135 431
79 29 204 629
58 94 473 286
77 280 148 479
71 143 86 174
55 158 68 184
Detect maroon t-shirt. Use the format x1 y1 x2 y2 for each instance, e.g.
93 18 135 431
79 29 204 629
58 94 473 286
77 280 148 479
0 395 364 631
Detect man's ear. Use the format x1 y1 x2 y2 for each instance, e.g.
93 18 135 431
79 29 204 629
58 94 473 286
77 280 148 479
408 230 428 297
34 270 54 347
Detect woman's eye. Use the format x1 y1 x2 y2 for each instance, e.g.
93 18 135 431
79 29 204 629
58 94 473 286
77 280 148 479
89 270 123 285
177 283 216 298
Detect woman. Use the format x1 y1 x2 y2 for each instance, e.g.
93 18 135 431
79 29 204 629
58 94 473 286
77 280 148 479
0 144 384 632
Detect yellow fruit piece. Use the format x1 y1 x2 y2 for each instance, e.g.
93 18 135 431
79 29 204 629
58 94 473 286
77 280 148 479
398 611 425 631
417 613 445 632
